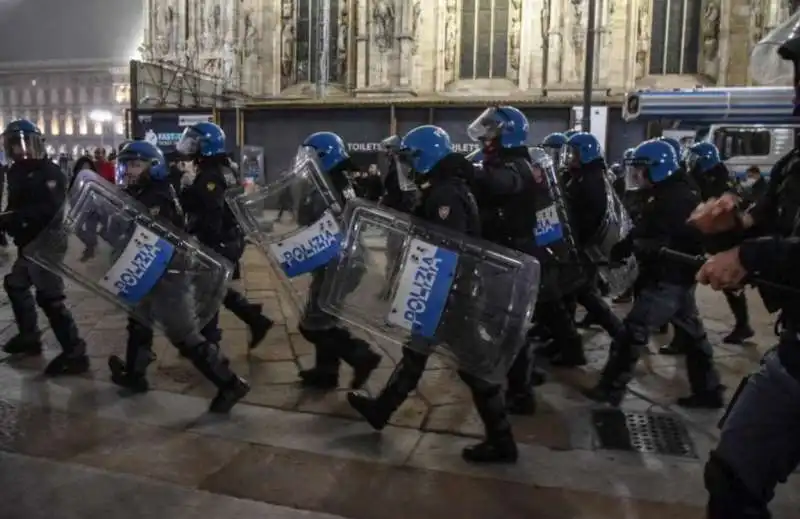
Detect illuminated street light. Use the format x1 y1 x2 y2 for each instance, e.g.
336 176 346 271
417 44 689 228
89 110 112 123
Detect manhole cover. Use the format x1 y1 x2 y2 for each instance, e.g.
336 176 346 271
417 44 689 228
591 408 697 458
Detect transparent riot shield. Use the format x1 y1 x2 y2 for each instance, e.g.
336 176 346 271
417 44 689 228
225 146 347 317
24 172 232 342
583 176 638 296
528 147 588 301
319 199 541 383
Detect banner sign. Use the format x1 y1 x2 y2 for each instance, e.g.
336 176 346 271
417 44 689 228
133 112 214 154
346 142 480 154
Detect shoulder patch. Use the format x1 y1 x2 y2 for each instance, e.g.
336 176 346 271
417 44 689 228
206 182 216 191
149 206 160 216
46 179 57 189
437 206 450 220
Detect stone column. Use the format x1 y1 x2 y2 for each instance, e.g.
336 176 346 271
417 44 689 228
356 0 370 89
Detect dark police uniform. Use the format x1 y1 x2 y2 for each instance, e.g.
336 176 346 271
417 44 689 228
180 158 272 348
349 153 520 463
477 147 585 411
2 159 88 375
562 157 625 341
705 150 800 518
108 178 185 392
585 173 723 408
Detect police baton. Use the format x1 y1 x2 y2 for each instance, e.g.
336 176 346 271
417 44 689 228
659 247 800 296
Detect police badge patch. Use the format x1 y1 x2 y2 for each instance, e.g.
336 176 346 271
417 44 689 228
206 182 216 191
438 206 450 220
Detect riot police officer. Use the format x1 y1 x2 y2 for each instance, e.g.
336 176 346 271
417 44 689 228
558 132 625 340
103 140 249 412
0 119 89 376
583 139 723 408
177 122 273 348
348 125 519 463
541 132 568 167
686 141 753 345
292 131 382 390
465 106 585 413
690 18 800 515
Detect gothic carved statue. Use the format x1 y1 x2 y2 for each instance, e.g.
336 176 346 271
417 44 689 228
372 0 395 53
444 0 457 71
281 18 296 86
750 0 767 47
702 0 721 61
509 0 522 79
242 11 260 60
207 4 223 50
153 2 177 56
411 0 421 55
337 5 350 82
569 0 586 81
635 3 650 78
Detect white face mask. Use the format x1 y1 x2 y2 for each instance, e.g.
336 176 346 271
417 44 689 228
741 177 757 188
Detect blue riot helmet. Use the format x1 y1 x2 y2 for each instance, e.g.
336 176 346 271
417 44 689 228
623 148 635 161
565 132 602 168
116 140 168 186
687 141 722 174
466 105 529 153
400 125 453 175
542 132 568 150
657 137 683 165
176 121 226 158
626 139 678 190
2 119 45 161
302 131 350 174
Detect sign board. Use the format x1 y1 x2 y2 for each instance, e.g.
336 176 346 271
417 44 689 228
572 106 609 152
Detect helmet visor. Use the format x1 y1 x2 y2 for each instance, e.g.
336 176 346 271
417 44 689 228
3 131 45 161
624 161 649 191
175 127 204 156
467 107 503 142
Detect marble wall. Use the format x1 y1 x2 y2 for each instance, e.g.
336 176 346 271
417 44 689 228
141 0 797 99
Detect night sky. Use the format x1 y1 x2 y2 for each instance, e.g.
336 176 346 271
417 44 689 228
0 0 144 63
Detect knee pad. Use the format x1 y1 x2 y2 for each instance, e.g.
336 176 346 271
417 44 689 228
705 451 770 518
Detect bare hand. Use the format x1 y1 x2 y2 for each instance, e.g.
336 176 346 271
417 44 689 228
688 193 741 234
696 247 747 290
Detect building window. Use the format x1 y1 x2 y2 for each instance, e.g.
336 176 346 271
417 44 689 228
79 116 88 135
50 88 59 104
93 122 102 135
458 0 510 80
293 0 341 83
51 111 60 136
114 120 124 135
114 85 130 104
649 0 702 75
65 113 74 135
36 112 45 133
713 128 772 159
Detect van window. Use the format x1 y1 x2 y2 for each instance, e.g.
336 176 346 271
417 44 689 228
712 129 771 159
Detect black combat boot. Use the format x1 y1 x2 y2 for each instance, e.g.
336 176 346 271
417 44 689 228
337 337 381 389
108 356 150 393
40 300 89 376
223 290 273 348
348 353 425 430
2 333 42 356
581 341 633 407
723 291 754 345
182 341 250 413
680 342 725 409
462 378 518 464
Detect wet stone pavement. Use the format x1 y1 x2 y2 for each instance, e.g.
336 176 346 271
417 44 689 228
0 247 798 518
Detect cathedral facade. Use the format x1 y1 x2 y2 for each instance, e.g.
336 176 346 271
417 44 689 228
140 0 797 101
